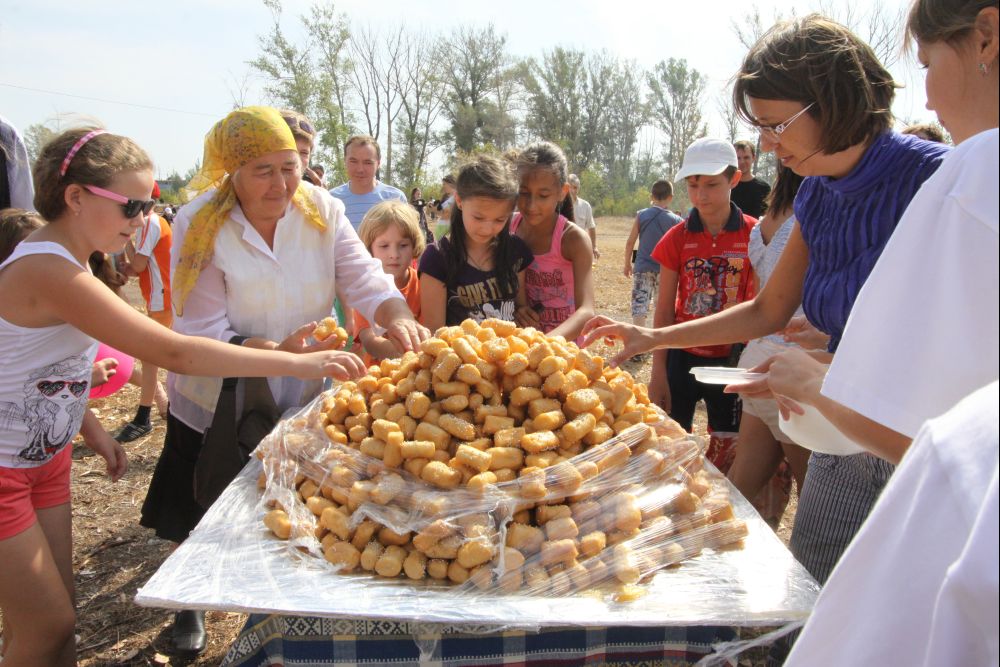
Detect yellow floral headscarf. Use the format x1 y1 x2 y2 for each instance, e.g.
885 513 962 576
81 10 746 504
173 106 325 315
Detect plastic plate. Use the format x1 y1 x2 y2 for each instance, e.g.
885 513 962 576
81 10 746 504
778 404 867 456
690 367 766 385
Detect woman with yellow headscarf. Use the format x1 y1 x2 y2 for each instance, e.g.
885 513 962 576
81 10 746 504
140 107 427 655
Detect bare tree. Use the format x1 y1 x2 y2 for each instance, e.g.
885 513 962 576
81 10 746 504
393 31 447 186
717 91 742 144
817 0 905 67
731 4 781 50
733 2 904 67
225 69 256 110
346 25 384 141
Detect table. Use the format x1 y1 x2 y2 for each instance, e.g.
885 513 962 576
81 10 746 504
137 459 818 664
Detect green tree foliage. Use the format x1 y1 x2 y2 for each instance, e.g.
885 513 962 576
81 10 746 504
647 58 709 177
244 3 715 214
250 0 351 182
436 24 520 153
22 123 56 166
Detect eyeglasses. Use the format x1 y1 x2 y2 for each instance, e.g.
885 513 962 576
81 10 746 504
83 185 156 219
283 116 315 136
37 380 88 397
756 103 815 141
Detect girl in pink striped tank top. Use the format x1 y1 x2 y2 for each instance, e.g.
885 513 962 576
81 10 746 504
512 142 595 341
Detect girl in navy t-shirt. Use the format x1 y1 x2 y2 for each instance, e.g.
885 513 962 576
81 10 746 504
419 155 532 329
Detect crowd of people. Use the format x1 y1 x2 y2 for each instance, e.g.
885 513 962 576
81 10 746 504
0 0 997 664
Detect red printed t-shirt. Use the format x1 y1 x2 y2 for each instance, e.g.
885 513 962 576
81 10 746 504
651 203 756 358
353 266 421 366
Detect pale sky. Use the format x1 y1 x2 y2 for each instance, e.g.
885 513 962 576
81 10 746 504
0 0 932 178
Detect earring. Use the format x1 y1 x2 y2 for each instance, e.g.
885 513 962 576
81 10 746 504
980 62 990 76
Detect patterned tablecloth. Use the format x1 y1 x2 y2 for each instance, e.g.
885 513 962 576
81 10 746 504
222 615 737 666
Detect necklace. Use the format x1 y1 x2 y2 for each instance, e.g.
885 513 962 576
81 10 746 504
467 248 492 271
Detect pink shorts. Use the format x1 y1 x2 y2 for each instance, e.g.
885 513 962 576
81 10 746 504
0 447 72 540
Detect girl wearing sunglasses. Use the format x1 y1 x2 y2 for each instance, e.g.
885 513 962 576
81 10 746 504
0 127 370 666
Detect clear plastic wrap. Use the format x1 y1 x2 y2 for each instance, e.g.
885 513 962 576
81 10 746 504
251 396 749 600
137 320 819 626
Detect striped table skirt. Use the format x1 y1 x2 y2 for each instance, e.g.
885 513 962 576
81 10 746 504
222 614 736 666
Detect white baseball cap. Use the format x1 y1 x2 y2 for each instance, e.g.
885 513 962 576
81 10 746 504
674 138 739 181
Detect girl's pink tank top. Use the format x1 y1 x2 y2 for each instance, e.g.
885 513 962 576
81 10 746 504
511 213 576 333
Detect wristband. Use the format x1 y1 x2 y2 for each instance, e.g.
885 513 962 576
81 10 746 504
229 335 249 346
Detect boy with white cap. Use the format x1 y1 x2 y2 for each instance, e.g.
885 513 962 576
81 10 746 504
648 138 757 456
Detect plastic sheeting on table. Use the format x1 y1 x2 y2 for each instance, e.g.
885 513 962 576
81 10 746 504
136 455 819 628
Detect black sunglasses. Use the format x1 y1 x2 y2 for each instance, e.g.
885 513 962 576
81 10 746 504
83 185 156 219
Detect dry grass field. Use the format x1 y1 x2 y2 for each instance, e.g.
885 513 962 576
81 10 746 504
22 215 795 666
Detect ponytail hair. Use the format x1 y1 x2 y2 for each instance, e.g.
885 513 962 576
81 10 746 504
515 141 575 222
445 154 519 297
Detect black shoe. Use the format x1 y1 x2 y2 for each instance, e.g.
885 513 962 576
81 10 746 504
171 609 206 655
113 421 152 443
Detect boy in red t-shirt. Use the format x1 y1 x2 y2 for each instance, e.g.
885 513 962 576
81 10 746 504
353 201 424 365
649 138 757 440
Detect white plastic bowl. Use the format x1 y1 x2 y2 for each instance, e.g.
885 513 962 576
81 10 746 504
778 403 867 456
690 367 766 385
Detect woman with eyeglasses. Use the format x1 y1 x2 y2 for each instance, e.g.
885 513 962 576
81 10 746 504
138 106 428 655
583 14 950 588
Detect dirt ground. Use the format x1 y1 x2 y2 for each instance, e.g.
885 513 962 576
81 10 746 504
22 215 796 666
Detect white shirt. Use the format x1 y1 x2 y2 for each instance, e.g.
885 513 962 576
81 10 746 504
748 214 804 347
1 115 36 210
786 381 999 667
0 243 97 468
168 184 400 432
822 129 1000 438
574 197 595 230
133 212 169 312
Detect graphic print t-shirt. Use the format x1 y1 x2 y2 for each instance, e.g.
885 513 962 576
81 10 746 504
418 236 533 326
0 242 98 468
651 204 756 358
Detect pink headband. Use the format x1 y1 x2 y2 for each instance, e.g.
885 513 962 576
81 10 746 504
59 129 107 178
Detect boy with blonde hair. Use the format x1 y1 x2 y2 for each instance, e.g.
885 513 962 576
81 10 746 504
354 201 425 363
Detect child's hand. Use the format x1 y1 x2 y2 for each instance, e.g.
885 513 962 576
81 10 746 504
516 305 540 329
623 261 633 278
84 428 128 482
296 350 368 381
91 358 118 387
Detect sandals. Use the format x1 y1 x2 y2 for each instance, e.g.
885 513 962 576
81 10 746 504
113 421 152 443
